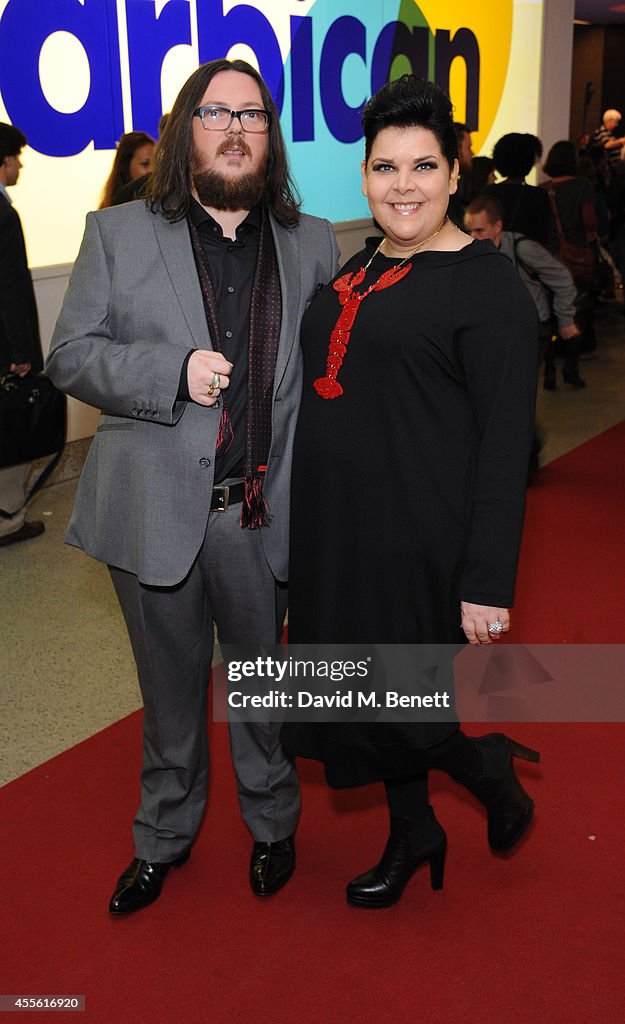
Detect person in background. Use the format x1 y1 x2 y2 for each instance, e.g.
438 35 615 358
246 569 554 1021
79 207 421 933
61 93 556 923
113 115 170 206
484 132 551 245
0 122 44 548
578 157 610 244
591 109 623 176
99 131 155 209
47 58 338 916
578 155 616 302
540 140 598 371
448 121 473 229
467 154 496 197
464 195 580 393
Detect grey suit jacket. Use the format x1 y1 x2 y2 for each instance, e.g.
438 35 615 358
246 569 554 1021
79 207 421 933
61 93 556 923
46 201 339 585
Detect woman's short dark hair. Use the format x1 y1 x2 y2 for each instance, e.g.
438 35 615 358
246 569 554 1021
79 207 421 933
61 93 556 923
492 133 543 178
362 75 458 167
99 131 155 209
145 58 301 226
543 140 578 178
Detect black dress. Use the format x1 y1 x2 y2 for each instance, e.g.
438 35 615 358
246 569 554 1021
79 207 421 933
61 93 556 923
282 239 538 786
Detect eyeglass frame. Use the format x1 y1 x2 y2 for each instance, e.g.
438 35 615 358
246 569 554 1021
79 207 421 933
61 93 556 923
192 105 271 133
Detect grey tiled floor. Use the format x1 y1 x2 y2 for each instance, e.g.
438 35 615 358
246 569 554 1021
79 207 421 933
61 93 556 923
1 302 624 786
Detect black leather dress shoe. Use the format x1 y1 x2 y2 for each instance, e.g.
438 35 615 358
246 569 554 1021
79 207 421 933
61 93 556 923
249 836 295 897
0 520 45 547
109 852 189 916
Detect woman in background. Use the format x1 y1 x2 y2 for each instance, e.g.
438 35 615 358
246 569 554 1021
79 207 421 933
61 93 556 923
484 132 551 244
541 140 598 376
468 154 496 196
99 131 155 209
283 76 540 909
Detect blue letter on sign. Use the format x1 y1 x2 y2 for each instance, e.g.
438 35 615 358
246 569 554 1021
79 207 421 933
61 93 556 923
290 15 314 142
0 0 124 156
196 0 284 111
126 0 192 139
320 16 366 144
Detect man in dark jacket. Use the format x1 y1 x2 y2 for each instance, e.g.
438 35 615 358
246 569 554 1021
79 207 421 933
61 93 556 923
0 122 44 547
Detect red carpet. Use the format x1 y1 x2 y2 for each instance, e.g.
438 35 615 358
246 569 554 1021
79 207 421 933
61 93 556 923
2 425 625 1024
513 419 625 642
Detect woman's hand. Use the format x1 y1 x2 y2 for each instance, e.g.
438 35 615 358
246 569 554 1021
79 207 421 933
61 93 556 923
461 602 510 645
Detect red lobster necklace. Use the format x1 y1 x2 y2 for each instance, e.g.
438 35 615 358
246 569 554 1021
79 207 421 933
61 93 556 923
313 216 449 400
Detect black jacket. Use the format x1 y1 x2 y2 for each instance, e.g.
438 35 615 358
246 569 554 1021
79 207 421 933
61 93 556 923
0 192 42 373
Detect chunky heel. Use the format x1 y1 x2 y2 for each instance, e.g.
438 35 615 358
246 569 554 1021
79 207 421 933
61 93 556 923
428 842 447 891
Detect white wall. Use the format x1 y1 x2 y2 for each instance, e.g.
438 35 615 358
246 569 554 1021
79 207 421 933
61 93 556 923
538 0 576 161
33 263 99 441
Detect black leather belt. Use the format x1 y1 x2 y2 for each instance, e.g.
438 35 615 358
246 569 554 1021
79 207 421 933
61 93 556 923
210 482 245 512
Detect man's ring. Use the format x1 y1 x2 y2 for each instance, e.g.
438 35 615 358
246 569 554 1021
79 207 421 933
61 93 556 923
211 372 220 389
487 619 504 635
206 384 215 397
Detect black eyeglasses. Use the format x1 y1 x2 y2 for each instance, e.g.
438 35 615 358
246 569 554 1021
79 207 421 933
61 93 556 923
193 106 270 133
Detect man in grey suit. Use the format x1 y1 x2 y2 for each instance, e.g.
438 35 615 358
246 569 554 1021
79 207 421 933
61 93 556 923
46 59 338 914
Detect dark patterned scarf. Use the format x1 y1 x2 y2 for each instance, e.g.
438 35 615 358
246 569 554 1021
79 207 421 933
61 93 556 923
188 208 282 528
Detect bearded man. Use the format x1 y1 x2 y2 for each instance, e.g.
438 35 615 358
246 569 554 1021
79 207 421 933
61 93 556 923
46 59 338 914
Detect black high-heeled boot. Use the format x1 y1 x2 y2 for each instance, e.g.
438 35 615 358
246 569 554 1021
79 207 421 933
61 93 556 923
543 360 556 390
458 733 540 852
542 331 556 390
562 332 585 387
562 360 586 387
346 807 447 909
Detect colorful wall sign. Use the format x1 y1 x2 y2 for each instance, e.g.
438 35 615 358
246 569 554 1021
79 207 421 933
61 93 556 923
0 1 544 267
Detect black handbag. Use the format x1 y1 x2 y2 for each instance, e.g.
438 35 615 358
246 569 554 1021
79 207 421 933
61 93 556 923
0 372 67 516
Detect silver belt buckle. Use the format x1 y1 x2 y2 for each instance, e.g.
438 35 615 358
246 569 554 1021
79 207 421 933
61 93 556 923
212 485 229 512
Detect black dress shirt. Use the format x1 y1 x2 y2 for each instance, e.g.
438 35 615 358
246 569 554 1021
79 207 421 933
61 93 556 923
186 199 261 482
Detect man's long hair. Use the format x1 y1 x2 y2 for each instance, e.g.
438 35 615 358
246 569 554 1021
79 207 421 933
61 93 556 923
145 59 300 226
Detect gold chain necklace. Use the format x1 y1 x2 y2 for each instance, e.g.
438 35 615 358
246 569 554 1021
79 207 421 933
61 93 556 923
313 217 449 400
372 215 450 267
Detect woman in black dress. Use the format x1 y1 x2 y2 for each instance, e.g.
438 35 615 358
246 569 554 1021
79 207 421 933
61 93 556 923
283 76 540 908
540 139 598 376
483 132 551 245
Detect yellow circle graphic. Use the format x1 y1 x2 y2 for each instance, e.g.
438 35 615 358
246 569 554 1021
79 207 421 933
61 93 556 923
404 0 514 151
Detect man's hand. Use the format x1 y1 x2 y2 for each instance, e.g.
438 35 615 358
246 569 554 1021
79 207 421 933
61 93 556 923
187 350 233 406
559 324 580 341
9 362 31 377
461 602 510 645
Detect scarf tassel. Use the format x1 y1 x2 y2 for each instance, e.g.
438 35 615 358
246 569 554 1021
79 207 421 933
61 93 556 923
240 475 272 529
216 407 234 453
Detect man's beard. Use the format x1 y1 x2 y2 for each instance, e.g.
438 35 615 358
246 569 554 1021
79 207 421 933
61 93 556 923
192 151 267 211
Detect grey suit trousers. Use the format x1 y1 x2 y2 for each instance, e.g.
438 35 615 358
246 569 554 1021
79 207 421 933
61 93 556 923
109 498 300 862
0 464 28 537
